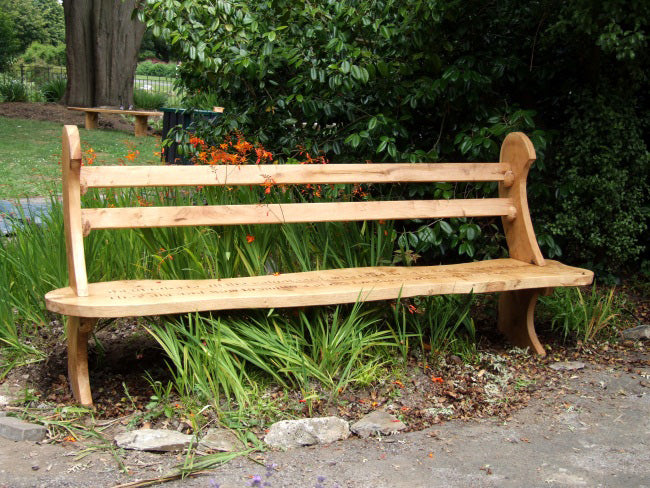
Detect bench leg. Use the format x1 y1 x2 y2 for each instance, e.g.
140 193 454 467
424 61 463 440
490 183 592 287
134 115 148 137
85 112 98 130
67 316 96 406
498 289 546 356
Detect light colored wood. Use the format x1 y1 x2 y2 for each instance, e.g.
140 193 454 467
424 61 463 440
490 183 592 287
498 132 545 265
80 163 510 189
81 199 517 231
498 289 545 355
45 259 594 318
49 127 597 403
68 107 163 117
68 107 162 136
62 126 89 296
67 316 96 405
85 112 98 130
134 115 149 137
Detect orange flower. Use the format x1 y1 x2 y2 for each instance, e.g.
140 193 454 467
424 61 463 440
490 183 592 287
189 136 205 148
246 235 255 243
431 376 443 383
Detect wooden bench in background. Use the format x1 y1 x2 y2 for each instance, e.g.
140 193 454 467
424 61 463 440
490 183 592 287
67 107 163 136
45 125 594 405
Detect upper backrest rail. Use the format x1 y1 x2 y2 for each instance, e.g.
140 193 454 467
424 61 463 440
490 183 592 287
80 163 512 190
81 198 516 232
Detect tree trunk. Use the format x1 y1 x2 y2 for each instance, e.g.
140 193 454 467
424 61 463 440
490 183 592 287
63 0 145 107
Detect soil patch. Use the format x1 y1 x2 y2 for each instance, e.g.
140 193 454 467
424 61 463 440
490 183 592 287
0 102 135 133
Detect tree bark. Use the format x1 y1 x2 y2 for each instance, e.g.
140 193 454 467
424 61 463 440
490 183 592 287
63 0 145 107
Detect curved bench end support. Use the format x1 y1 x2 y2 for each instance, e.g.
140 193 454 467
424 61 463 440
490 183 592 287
498 289 546 356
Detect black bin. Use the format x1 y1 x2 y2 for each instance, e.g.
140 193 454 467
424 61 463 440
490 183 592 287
160 107 223 164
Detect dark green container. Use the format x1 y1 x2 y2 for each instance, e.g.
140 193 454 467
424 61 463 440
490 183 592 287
160 107 223 164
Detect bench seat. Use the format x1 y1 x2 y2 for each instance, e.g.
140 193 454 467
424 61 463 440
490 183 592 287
46 258 593 318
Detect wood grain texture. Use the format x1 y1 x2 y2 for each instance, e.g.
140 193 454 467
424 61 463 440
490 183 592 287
67 316 96 405
45 259 594 318
81 199 516 230
62 125 89 296
68 107 163 117
79 163 510 188
498 132 545 265
498 289 545 355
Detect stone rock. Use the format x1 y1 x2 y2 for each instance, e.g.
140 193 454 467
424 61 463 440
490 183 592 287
549 361 585 371
199 428 245 452
114 429 193 452
350 410 407 438
264 417 350 449
0 416 47 442
622 325 650 341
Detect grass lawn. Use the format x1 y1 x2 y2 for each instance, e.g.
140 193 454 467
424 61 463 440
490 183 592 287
0 116 162 199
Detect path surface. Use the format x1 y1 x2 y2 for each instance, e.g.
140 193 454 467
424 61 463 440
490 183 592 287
0 355 648 488
0 198 52 235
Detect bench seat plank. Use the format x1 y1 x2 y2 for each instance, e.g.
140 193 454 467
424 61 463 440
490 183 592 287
45 258 593 318
68 107 163 117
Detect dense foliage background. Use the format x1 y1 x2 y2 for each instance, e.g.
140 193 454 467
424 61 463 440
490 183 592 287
140 0 649 274
0 0 65 68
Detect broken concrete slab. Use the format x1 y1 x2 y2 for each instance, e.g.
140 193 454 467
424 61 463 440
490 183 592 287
350 410 407 438
264 417 350 449
199 428 245 452
0 416 47 442
549 361 586 371
622 325 650 341
114 429 193 452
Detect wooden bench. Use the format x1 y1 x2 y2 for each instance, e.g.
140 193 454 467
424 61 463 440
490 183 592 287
45 125 594 406
67 107 163 137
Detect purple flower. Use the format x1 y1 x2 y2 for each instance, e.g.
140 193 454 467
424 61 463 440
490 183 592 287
250 475 263 487
208 480 220 488
266 463 278 477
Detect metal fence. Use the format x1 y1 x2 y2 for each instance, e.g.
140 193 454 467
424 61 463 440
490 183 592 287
0 64 182 105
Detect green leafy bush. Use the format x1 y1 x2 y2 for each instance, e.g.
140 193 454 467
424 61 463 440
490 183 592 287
19 41 66 66
133 88 168 110
40 77 66 102
136 60 177 78
0 78 28 102
536 92 649 270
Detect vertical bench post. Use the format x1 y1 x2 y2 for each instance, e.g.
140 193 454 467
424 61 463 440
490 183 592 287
62 125 95 405
84 112 98 130
497 132 546 355
134 115 148 137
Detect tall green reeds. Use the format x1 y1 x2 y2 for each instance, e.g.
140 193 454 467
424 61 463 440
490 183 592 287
1 182 482 405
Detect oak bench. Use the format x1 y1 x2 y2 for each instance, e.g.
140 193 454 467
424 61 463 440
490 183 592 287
45 125 594 406
67 107 163 137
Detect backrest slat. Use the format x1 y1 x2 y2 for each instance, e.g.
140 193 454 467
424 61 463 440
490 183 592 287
80 163 511 189
82 198 516 231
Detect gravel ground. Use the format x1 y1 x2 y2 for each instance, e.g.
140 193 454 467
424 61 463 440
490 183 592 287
1 347 647 488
